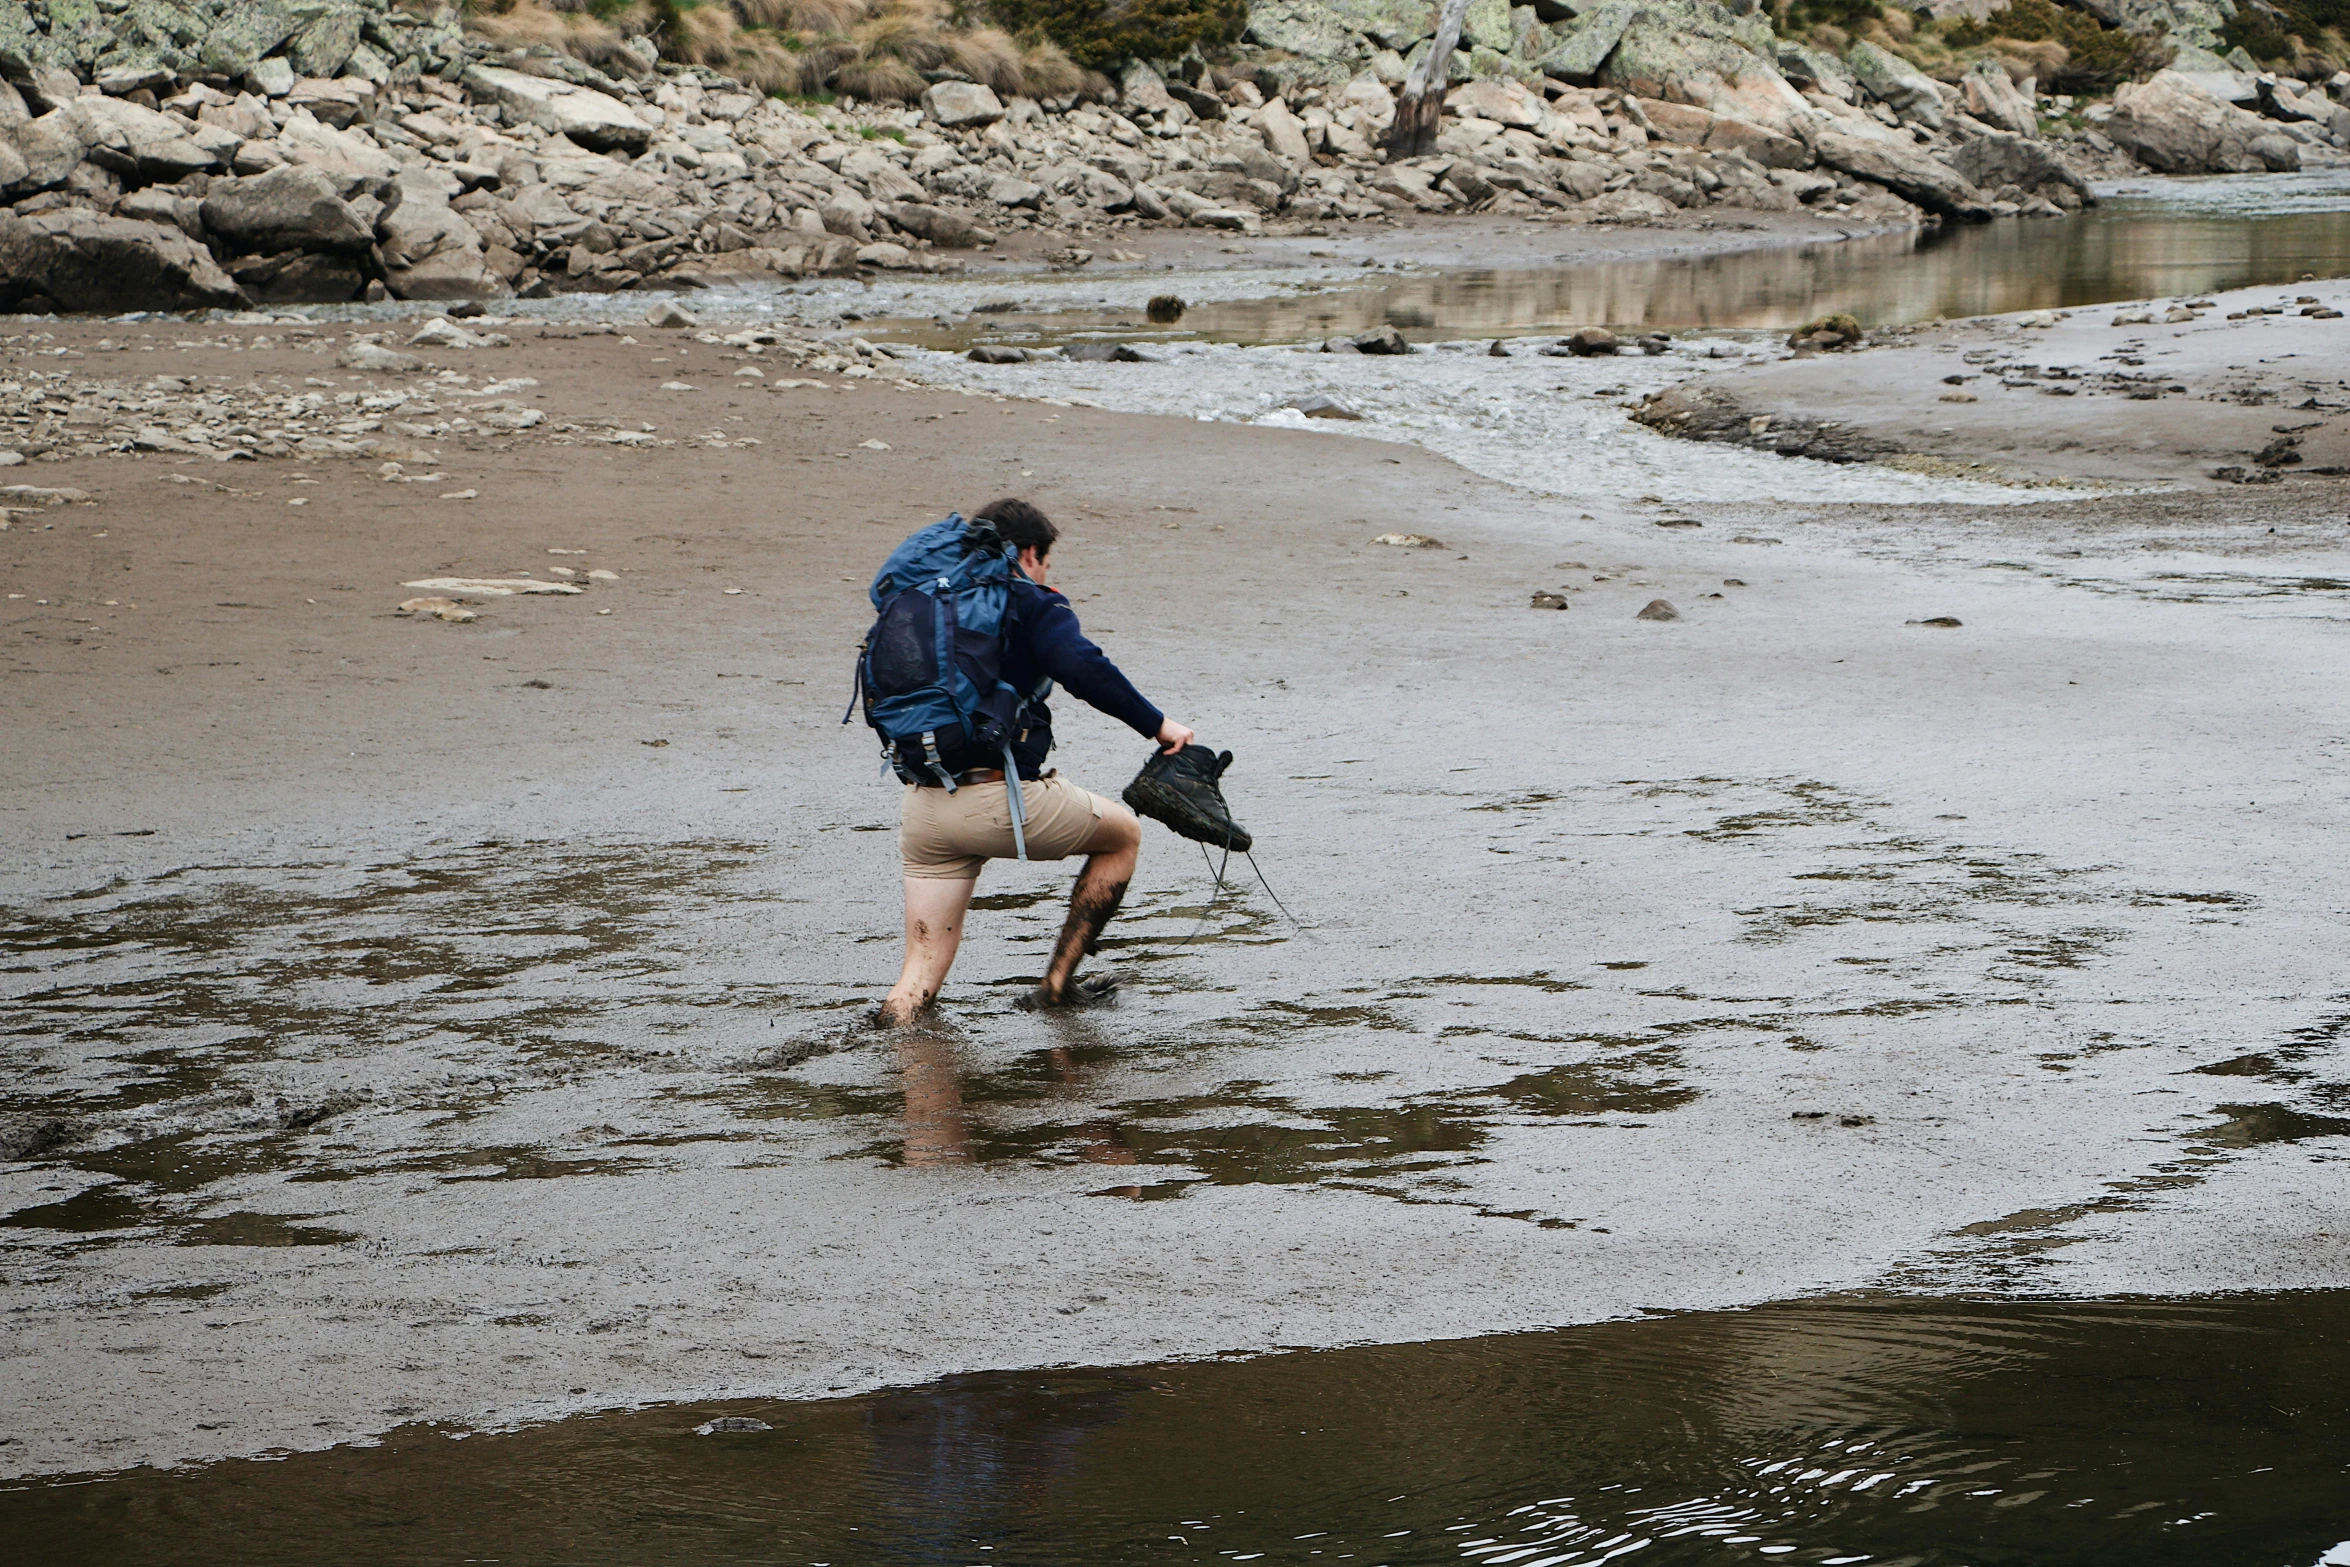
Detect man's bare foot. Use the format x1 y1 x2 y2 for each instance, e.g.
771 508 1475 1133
871 998 935 1028
1014 973 1120 1011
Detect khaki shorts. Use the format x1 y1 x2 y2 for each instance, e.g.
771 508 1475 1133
900 771 1112 880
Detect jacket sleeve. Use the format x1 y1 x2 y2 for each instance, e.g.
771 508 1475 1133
1020 586 1165 739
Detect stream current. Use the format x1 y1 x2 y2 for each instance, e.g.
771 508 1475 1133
10 1293 2350 1566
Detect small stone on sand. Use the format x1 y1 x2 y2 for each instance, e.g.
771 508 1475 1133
1372 532 1443 548
1635 599 1680 621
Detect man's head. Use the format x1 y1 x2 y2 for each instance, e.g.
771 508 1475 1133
974 497 1056 584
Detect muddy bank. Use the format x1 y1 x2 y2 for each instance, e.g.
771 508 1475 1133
4 307 2350 1480
1631 275 2350 486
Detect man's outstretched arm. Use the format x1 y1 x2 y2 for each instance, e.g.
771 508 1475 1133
1028 596 1193 753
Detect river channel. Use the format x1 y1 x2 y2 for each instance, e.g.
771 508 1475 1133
819 170 2350 353
10 1292 2350 1565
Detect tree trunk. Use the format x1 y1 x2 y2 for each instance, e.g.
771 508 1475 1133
1384 0 1474 160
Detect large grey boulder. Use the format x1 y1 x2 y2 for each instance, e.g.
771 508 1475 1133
1962 59 2037 136
197 0 313 77
883 201 982 247
285 6 364 80
1259 96 1316 165
1804 117 1992 219
4 109 85 190
1464 0 1513 50
841 144 923 201
2106 69 2301 172
1211 138 1299 191
1271 0 1441 51
1775 40 1855 101
1947 127 2094 202
2262 75 2350 140
379 173 506 299
2071 0 2234 62
1640 97 1809 166
1845 40 1942 129
1119 60 1179 116
1599 6 1808 133
0 5 66 80
1539 0 1636 82
274 107 400 181
1449 76 1546 126
200 164 375 253
58 94 219 184
463 65 651 154
1245 0 1363 60
920 80 1004 127
0 209 243 311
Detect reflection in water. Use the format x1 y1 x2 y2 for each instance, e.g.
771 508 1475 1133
865 1373 1136 1558
883 175 2350 351
896 1026 974 1167
891 1021 1141 1186
12 1292 2350 1566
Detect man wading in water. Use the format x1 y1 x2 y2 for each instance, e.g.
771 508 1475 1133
873 499 1192 1024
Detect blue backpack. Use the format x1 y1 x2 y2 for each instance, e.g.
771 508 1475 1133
846 514 1051 856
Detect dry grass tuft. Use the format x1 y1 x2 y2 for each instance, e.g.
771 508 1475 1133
734 0 866 30
1020 36 1086 98
469 0 1096 103
832 51 928 99
470 0 657 68
949 25 1026 92
1990 37 2068 83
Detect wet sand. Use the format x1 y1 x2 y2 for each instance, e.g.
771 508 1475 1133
5 294 2350 1480
1634 277 2350 485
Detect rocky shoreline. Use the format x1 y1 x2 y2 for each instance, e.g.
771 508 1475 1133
0 0 2341 316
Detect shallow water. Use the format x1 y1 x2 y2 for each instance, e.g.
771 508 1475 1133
848 173 2350 508
900 332 2046 507
10 1291 2350 1566
849 171 2350 353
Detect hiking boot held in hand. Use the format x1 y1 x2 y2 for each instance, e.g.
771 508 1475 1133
1123 744 1252 853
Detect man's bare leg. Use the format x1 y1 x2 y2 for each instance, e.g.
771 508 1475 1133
1038 804 1142 1003
880 875 978 1025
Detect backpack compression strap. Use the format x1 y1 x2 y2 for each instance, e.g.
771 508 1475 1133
919 730 956 793
1001 740 1028 862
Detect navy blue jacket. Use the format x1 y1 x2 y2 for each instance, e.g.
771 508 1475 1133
942 577 1161 779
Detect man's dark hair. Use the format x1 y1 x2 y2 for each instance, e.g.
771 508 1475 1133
974 498 1057 557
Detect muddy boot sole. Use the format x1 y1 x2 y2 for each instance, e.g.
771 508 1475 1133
1015 974 1120 1011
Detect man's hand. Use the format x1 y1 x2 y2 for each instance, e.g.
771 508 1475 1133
1155 718 1195 755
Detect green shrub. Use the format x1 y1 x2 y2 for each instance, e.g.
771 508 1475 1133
982 0 1247 70
1777 0 1883 37
1943 0 2170 91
